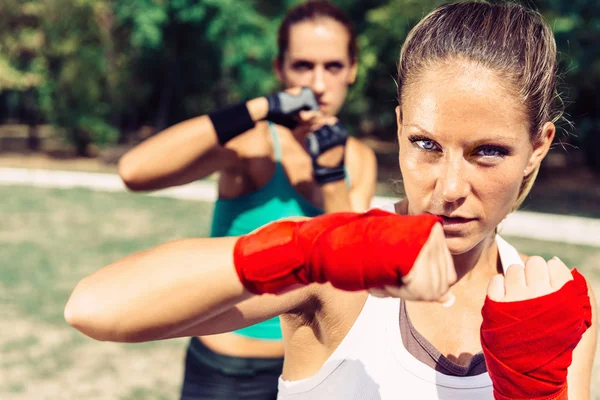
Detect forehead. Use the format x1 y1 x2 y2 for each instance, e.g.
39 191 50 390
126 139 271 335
402 61 529 141
285 19 350 62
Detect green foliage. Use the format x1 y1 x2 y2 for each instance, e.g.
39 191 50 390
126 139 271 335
537 0 600 171
114 0 169 48
0 1 45 93
0 0 598 169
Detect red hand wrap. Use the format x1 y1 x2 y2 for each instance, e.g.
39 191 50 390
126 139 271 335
481 270 592 400
233 209 441 294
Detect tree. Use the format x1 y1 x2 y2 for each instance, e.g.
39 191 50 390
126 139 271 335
0 0 46 149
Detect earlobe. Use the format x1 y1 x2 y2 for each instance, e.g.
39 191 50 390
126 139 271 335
526 122 556 173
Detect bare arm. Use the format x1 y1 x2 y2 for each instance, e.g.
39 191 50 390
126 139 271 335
118 97 268 191
158 284 319 339
320 138 378 213
321 180 353 212
65 217 314 343
567 283 597 399
346 138 378 212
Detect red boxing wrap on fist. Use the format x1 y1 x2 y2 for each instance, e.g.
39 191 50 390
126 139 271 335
233 209 441 294
481 270 592 400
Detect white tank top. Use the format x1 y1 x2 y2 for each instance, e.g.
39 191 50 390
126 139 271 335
277 205 525 400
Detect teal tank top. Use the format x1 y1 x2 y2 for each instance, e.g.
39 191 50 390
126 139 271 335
210 123 328 340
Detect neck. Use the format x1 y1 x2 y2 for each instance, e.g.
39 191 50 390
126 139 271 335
452 232 501 287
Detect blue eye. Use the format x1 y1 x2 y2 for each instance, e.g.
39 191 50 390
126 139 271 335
408 135 439 152
417 140 437 150
476 146 508 158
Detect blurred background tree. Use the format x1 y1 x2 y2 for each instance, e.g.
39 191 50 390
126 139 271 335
0 0 598 169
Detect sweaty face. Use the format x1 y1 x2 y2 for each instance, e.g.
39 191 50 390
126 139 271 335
277 18 356 117
398 61 535 255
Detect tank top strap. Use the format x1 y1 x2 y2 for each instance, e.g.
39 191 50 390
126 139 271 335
495 235 524 274
268 122 282 162
343 165 352 188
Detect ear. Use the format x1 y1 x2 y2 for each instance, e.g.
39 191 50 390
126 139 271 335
273 58 284 84
395 106 403 139
347 61 358 85
524 122 555 177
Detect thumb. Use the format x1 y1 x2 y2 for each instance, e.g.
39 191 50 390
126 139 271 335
437 290 456 308
298 110 320 122
486 274 505 302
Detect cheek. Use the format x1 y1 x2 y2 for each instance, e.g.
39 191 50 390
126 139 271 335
330 71 352 86
475 168 523 219
329 80 348 100
399 150 434 205
282 70 312 88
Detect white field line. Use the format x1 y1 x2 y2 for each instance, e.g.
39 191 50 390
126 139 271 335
2 167 599 247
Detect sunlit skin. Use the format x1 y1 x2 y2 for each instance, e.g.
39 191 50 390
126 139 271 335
398 60 554 268
275 18 357 117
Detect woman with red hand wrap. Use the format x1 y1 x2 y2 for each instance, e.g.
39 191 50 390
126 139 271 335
117 3 378 399
65 2 597 399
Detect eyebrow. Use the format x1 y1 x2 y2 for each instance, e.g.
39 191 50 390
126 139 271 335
289 58 346 65
402 123 519 144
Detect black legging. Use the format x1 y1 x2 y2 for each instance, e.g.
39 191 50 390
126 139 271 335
180 337 283 400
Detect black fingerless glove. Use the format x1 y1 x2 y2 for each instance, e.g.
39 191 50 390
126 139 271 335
306 122 348 185
265 87 319 129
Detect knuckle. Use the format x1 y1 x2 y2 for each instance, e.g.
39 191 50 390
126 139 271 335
525 255 546 268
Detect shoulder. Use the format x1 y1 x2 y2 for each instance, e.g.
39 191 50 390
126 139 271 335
225 121 272 157
345 137 377 184
346 137 376 160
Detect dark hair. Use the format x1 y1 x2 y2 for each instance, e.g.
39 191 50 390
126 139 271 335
397 1 562 210
277 0 358 65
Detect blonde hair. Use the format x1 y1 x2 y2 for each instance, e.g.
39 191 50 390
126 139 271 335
397 1 563 211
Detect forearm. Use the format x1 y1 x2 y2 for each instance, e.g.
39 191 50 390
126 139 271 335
64 237 253 342
118 97 268 191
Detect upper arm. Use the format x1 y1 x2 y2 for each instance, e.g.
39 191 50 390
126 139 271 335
157 145 240 188
567 279 597 398
346 138 378 212
118 119 258 191
162 284 320 338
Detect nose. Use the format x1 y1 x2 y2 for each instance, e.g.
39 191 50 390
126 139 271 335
439 156 470 204
311 66 326 96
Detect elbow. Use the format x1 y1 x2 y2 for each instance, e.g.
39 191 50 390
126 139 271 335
64 284 144 343
118 156 148 192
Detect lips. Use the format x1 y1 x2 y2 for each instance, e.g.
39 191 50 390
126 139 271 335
425 212 477 231
440 216 475 226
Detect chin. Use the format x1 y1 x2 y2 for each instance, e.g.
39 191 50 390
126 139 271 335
445 237 475 255
444 233 484 256
325 104 343 117
445 228 496 256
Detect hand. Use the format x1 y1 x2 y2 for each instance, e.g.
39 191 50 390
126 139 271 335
487 256 573 302
368 222 457 306
306 120 348 185
265 87 319 128
234 209 445 295
481 257 592 400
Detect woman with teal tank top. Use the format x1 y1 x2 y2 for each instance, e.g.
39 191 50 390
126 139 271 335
117 1 377 399
210 122 327 342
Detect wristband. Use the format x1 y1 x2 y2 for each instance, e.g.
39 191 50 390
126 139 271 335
209 103 255 145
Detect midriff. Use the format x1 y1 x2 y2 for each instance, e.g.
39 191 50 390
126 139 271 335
200 333 285 358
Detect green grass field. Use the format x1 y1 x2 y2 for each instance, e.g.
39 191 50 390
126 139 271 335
1 185 599 399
